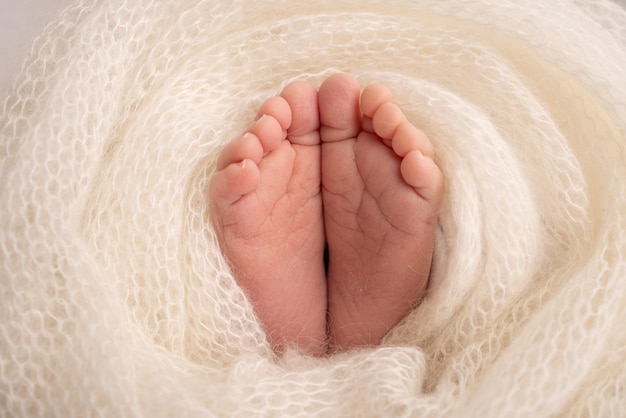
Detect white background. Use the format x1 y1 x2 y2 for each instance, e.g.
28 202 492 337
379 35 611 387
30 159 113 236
0 0 75 91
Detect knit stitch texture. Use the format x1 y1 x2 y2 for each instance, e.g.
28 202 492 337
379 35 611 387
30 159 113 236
1 0 625 416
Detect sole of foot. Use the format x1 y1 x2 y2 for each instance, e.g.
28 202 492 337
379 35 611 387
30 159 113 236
319 73 443 351
209 80 328 356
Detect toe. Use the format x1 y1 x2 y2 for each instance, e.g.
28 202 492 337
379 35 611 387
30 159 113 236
281 80 320 145
391 121 435 159
372 102 406 141
250 114 287 153
360 83 393 118
256 96 292 131
216 133 264 170
400 150 444 208
319 73 362 143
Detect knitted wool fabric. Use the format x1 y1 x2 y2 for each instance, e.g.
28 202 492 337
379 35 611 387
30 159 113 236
1 0 625 416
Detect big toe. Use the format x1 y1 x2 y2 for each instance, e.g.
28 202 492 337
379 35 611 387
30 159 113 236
319 73 362 143
280 80 320 145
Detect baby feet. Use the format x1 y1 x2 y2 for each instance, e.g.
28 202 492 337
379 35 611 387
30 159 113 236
209 74 443 355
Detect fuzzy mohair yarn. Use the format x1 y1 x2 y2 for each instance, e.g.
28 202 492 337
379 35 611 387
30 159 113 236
1 0 625 416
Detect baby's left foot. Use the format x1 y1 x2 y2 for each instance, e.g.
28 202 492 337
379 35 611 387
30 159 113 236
319 74 444 350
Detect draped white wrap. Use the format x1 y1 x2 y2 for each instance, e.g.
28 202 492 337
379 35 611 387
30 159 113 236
1 0 625 416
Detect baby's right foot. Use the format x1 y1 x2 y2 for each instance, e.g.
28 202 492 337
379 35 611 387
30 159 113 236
320 74 444 351
209 81 327 356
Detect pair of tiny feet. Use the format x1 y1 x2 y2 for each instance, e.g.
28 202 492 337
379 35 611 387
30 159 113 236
210 74 443 356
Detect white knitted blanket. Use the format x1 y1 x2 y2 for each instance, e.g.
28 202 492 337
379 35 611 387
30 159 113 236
1 0 625 416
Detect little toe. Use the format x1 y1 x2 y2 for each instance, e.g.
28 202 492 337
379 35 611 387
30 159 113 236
400 150 444 207
319 73 362 143
250 114 287 152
